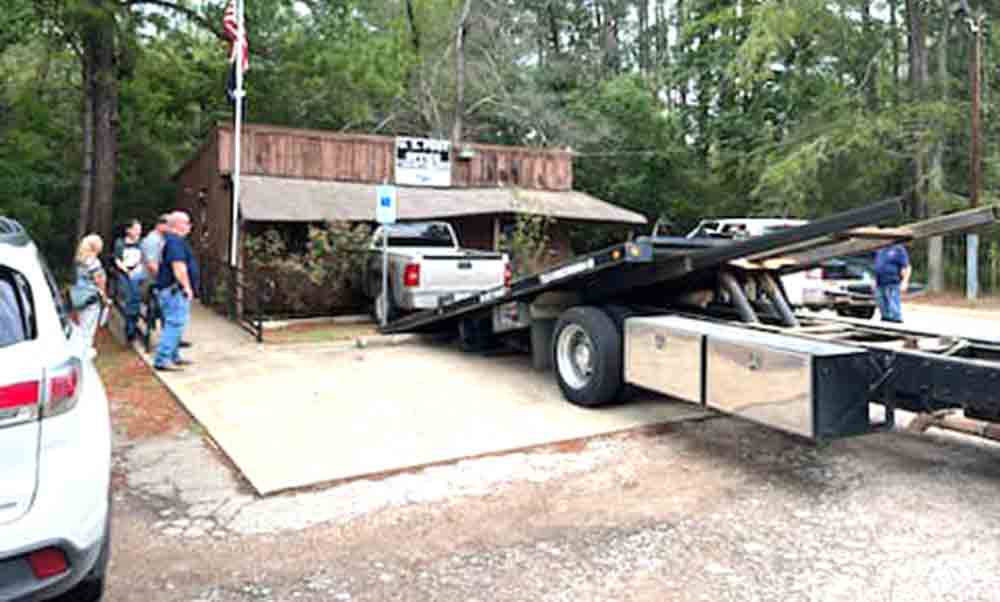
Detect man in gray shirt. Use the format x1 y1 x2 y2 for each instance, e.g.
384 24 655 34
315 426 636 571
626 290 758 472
141 214 170 333
142 213 170 280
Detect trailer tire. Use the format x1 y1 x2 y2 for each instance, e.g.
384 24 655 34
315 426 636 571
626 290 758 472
552 306 623 407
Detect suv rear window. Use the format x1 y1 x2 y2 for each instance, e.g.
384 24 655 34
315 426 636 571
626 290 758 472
0 267 36 347
37 252 72 339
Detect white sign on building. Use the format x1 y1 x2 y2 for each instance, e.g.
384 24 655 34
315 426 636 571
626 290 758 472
395 137 451 187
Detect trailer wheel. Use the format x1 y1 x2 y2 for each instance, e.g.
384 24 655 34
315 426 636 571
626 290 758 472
552 306 623 407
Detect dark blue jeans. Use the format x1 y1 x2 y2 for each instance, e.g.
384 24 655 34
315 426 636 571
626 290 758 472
118 271 144 339
876 284 902 322
154 288 190 367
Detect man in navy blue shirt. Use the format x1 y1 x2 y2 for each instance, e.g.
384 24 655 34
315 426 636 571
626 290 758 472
874 243 911 323
153 211 197 370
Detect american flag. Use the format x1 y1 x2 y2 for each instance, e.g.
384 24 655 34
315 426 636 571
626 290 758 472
223 0 248 73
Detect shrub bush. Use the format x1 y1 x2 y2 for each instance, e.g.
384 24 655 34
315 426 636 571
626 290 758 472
244 221 371 316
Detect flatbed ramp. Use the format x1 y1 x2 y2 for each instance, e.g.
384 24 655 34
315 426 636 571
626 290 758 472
383 199 910 334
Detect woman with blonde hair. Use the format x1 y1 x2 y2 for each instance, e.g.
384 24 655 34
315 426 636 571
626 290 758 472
69 233 109 350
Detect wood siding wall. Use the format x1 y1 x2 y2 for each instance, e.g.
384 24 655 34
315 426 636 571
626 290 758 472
175 130 231 264
216 123 572 191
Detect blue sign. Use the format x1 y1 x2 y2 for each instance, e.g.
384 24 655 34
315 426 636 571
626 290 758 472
375 185 398 224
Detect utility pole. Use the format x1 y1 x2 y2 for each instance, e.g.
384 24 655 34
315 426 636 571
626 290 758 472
967 13 985 299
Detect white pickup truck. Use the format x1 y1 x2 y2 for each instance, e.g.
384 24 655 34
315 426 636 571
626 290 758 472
363 221 511 322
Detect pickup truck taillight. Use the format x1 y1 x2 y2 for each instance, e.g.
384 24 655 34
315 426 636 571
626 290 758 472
504 262 512 288
403 263 421 288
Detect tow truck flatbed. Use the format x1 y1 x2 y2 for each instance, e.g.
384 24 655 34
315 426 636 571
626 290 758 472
379 199 1000 439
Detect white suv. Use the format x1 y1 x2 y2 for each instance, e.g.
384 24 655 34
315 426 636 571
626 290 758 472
0 218 111 600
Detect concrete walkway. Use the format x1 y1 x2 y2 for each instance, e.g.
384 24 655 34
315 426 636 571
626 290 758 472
140 302 711 496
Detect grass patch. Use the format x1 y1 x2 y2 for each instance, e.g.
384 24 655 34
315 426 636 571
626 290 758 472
265 322 378 344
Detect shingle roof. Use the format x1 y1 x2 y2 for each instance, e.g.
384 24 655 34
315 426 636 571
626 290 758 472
238 176 647 225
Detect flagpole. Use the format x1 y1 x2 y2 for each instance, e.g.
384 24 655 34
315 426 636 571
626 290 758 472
229 0 244 268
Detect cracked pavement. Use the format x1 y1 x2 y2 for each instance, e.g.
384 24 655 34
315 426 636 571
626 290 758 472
107 413 1000 601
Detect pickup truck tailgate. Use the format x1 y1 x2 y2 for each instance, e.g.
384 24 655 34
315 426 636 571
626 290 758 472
417 253 506 292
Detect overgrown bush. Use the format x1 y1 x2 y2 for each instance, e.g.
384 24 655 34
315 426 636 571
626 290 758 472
501 213 555 277
243 221 371 316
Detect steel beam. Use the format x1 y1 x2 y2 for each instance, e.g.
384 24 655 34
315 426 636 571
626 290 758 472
776 205 1000 273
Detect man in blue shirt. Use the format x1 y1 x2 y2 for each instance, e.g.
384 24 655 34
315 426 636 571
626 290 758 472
153 211 197 371
874 243 911 323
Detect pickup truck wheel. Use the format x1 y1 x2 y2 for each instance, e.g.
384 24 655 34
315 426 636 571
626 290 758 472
458 315 496 352
552 306 623 407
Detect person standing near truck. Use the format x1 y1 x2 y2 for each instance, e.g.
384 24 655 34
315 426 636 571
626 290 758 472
114 219 145 342
874 243 911 323
153 211 196 371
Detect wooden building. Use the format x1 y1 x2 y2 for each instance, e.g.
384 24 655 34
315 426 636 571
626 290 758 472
173 122 646 266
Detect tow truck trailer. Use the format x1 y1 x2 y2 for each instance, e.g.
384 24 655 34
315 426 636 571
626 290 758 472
380 199 1000 442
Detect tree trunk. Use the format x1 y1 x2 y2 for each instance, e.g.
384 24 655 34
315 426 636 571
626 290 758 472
638 0 648 72
77 45 95 241
927 8 949 293
677 0 687 106
404 0 420 54
90 23 117 242
79 0 118 243
451 0 473 149
890 0 899 103
861 0 878 111
905 0 929 219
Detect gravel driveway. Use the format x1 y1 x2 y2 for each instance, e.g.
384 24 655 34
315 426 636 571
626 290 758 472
107 412 1000 601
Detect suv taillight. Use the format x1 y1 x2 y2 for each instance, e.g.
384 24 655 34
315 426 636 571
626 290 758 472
43 358 81 418
0 380 40 425
403 263 420 288
504 262 512 288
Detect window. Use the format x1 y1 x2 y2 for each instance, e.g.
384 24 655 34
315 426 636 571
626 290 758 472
0 268 34 347
38 252 72 339
377 224 455 248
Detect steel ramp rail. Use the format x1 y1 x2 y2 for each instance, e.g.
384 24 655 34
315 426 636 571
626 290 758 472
773 205 1000 273
380 199 904 334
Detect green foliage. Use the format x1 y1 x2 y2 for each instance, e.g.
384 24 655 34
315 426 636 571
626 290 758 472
500 213 554 276
244 221 370 315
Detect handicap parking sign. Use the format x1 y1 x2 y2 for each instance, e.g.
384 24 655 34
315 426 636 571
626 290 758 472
376 185 398 224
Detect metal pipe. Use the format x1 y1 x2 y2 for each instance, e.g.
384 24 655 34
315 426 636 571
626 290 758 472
759 273 799 327
719 272 759 324
908 410 1000 443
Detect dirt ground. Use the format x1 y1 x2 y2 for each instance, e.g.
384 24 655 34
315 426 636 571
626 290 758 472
97 316 1000 602
908 291 1000 310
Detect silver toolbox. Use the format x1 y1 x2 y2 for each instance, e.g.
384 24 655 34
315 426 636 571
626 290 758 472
624 316 704 403
625 315 873 440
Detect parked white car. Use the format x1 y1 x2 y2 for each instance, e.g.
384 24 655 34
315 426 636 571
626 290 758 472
0 218 112 601
684 217 877 318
